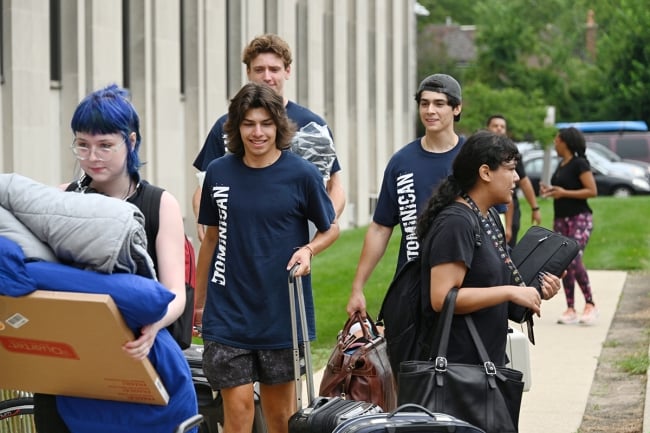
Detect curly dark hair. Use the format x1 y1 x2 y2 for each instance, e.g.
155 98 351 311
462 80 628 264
242 34 292 69
224 83 296 157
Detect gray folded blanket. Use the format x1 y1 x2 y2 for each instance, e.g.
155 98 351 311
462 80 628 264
0 173 155 278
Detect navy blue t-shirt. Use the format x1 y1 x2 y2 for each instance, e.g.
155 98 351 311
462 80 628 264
198 151 335 350
373 136 464 272
423 203 510 365
193 100 342 175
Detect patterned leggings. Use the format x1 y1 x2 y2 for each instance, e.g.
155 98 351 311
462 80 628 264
553 212 595 309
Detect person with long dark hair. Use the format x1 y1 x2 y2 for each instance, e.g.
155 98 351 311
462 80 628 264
540 127 598 325
417 130 561 368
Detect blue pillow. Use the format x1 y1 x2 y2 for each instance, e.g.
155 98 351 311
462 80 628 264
0 236 37 296
25 261 174 328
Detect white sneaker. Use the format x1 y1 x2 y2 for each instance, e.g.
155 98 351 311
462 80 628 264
579 304 599 325
557 309 579 325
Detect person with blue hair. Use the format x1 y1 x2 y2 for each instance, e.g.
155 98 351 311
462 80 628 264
33 83 197 432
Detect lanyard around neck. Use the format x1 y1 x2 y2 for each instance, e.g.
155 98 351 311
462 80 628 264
461 193 524 287
461 193 536 344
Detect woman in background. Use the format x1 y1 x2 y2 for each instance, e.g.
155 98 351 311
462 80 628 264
540 127 598 325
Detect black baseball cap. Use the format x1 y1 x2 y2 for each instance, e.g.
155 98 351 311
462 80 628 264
415 74 462 102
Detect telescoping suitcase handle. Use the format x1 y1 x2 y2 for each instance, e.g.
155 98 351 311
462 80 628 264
173 414 205 433
289 264 315 410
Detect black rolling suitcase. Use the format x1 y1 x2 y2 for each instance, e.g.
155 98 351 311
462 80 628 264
174 414 206 433
332 404 486 433
287 266 382 433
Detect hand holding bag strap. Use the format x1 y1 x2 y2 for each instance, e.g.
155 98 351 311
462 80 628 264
340 311 381 345
319 311 397 409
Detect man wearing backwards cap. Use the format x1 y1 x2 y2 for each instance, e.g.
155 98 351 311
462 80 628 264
347 73 464 318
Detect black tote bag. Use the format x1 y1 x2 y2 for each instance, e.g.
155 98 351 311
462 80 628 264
398 288 525 433
508 226 580 323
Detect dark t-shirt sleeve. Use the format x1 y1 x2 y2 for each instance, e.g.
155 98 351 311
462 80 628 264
193 115 228 171
426 209 477 270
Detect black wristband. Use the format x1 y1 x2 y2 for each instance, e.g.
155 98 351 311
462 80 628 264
531 206 540 211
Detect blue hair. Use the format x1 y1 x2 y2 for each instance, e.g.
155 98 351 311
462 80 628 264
71 83 142 175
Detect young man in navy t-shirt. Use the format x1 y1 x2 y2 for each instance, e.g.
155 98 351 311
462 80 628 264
196 83 339 433
193 34 345 241
346 73 464 318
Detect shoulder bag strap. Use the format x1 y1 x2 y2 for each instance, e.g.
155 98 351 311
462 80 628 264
427 287 458 361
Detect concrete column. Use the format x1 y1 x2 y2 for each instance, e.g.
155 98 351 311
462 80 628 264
276 0 298 101
353 0 370 222
304 1 325 117
372 0 389 218
149 1 183 203
331 0 350 228
58 0 84 182
86 0 123 90
203 0 228 127
1 0 53 183
127 0 154 182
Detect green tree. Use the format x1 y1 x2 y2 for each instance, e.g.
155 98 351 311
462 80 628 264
416 0 650 132
594 0 650 124
416 0 477 27
457 82 556 144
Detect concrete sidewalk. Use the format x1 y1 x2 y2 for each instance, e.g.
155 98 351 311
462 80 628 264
516 269 625 433
305 270 627 433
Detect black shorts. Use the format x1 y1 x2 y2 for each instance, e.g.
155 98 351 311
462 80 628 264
202 340 301 389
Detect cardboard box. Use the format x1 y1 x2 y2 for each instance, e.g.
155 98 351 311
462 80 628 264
0 290 169 405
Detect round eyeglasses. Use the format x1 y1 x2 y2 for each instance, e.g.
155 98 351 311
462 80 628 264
71 138 125 162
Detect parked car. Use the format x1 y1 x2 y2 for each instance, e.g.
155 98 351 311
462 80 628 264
523 148 650 197
586 141 650 179
515 141 541 156
556 121 650 164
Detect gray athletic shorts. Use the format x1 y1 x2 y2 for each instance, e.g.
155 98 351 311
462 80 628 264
202 340 299 389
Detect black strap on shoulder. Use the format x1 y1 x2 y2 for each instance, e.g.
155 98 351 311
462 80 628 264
138 183 163 264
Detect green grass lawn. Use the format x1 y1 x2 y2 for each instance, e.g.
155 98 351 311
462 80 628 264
309 195 650 367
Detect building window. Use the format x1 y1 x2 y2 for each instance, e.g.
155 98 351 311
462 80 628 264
323 0 334 124
0 0 4 84
295 0 308 103
180 0 185 95
226 0 243 98
50 0 61 84
265 0 277 34
122 0 130 89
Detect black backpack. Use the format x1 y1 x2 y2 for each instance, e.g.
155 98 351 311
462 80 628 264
140 185 196 350
377 252 432 377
